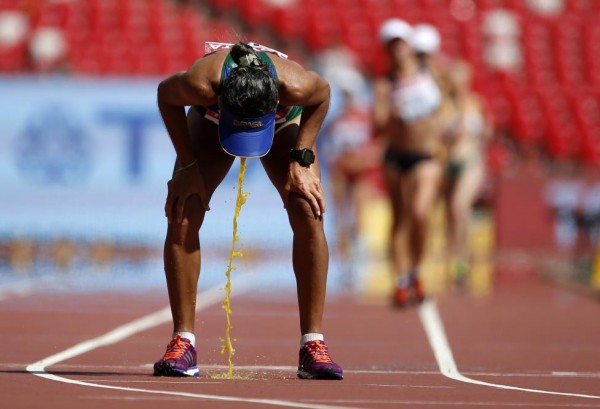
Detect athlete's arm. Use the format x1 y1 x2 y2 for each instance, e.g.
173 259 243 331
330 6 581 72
276 59 330 219
478 93 495 144
372 78 391 140
157 57 219 222
277 59 330 151
157 58 218 166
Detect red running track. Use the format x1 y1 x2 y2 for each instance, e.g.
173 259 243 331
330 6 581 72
1 275 599 409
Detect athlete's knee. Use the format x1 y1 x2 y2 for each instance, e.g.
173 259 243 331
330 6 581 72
169 198 204 243
411 205 431 226
450 198 469 218
287 193 323 232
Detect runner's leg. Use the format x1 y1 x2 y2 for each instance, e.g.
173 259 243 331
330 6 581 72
260 123 328 335
164 109 235 334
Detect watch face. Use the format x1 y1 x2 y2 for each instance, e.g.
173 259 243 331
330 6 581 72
291 149 314 166
303 150 315 163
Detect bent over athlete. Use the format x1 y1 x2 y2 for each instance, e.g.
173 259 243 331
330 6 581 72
153 41 343 380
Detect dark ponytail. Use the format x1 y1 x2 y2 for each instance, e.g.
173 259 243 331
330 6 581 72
221 42 278 117
230 42 266 70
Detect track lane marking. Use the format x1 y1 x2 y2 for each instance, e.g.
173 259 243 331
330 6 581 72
418 299 600 400
26 275 360 409
304 399 600 407
11 361 600 379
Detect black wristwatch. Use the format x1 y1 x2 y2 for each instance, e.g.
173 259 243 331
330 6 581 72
290 148 315 167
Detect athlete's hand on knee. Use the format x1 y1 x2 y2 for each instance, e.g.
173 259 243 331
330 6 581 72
284 163 326 219
165 163 209 224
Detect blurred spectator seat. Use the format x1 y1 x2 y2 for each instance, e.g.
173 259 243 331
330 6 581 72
0 9 28 71
28 26 68 73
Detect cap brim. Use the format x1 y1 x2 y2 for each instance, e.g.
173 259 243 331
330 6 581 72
218 106 275 158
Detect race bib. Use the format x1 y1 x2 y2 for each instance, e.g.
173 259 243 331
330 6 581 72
204 42 288 59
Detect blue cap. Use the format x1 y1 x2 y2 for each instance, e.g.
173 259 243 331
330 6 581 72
218 104 276 158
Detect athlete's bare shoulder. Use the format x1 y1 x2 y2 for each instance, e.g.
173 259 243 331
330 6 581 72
157 50 229 107
186 50 228 90
270 55 329 106
270 55 309 84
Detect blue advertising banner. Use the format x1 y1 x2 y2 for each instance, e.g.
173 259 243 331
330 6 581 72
0 76 293 245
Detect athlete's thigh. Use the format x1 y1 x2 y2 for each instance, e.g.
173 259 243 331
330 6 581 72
383 165 405 221
186 108 235 200
452 162 484 208
259 122 323 200
409 160 443 215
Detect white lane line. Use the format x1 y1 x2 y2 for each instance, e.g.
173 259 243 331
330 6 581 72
552 371 600 378
470 371 600 379
304 400 600 407
418 299 600 400
25 274 360 409
12 361 600 379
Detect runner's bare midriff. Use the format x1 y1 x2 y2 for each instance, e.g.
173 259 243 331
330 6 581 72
386 114 443 155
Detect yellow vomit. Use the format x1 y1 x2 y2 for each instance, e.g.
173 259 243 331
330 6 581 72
209 372 252 380
221 157 248 379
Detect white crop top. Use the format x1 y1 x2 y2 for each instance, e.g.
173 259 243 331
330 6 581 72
389 72 442 123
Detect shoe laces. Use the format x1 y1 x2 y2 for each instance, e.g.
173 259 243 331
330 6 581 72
304 341 333 364
163 335 190 360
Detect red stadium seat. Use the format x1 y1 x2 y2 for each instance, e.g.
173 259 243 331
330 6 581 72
0 0 22 10
270 4 306 42
237 0 264 28
0 42 26 72
206 0 237 13
580 126 600 165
